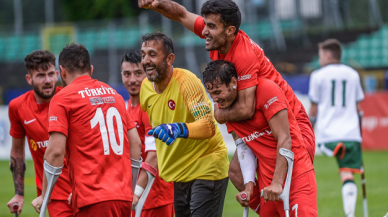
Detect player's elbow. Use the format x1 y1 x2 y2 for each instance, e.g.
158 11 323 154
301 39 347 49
208 121 216 138
45 148 64 162
278 134 292 150
242 105 255 119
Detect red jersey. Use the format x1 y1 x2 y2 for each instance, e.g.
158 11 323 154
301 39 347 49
127 100 174 209
8 87 71 200
48 75 136 215
194 17 303 118
227 78 314 187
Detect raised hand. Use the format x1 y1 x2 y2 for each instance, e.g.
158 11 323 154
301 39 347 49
138 0 160 9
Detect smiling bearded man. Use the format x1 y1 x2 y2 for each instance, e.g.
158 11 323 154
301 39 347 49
139 32 229 217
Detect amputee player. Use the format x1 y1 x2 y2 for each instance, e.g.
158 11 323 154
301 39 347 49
7 50 72 216
121 50 174 217
204 60 317 217
138 0 315 206
309 39 365 217
140 32 229 217
31 44 142 216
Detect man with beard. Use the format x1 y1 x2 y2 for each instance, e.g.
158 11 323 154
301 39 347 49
138 0 315 212
204 60 317 217
121 50 174 216
7 50 72 216
140 32 229 217
31 44 142 216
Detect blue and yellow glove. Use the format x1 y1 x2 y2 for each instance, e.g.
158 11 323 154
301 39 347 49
148 123 189 145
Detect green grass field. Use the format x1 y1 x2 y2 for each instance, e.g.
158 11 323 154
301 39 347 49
1 151 387 217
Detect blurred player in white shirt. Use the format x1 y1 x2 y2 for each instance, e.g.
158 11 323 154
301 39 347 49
309 39 364 217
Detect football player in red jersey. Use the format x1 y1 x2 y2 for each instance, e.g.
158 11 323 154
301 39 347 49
7 50 72 216
121 50 174 217
138 1 315 206
31 44 142 216
204 60 317 217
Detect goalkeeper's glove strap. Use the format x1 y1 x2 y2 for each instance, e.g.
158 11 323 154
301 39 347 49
177 122 189 138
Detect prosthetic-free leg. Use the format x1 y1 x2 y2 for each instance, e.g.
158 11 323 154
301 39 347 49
134 162 157 217
261 148 294 217
39 160 63 217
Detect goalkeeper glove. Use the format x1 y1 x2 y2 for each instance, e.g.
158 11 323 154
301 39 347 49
148 123 189 145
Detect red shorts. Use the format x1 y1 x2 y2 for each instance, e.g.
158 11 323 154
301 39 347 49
249 170 318 217
296 106 316 163
48 200 73 217
132 203 175 217
76 200 132 217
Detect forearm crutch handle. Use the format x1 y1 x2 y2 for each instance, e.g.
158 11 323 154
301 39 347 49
260 148 294 217
13 203 19 217
40 161 63 217
240 192 249 217
279 148 294 217
134 163 157 217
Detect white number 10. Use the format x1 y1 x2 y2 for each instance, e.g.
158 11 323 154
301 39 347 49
91 107 124 155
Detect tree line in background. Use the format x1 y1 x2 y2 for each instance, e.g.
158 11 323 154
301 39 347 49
0 0 141 26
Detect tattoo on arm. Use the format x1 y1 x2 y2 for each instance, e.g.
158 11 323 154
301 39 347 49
10 156 25 196
231 131 240 141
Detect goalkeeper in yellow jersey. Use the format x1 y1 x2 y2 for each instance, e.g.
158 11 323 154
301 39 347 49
140 32 229 217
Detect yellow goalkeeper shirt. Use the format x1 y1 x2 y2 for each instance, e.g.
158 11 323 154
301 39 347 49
140 68 229 182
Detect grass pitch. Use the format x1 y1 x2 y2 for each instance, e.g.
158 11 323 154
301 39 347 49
0 151 387 217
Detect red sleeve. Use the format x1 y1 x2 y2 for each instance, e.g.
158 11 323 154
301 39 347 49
226 123 234 133
141 110 152 135
194 16 206 39
228 32 259 90
258 79 288 122
48 94 70 137
8 100 25 138
126 112 136 130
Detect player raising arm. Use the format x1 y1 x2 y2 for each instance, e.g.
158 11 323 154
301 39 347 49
204 60 317 216
7 50 72 216
121 50 174 217
138 0 315 160
140 32 229 217
309 39 365 217
31 44 141 216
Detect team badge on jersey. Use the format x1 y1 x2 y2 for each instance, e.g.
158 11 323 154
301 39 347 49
30 139 38 151
168 100 176 110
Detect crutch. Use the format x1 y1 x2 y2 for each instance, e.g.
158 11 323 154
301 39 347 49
134 163 157 217
239 192 249 217
359 111 368 217
261 148 294 217
234 137 257 217
13 203 19 217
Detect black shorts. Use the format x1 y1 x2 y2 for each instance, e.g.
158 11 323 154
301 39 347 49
174 177 229 217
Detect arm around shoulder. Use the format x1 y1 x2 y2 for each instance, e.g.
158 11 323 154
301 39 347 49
215 86 256 123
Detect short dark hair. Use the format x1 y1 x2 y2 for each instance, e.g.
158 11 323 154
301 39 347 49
319 39 342 61
201 0 241 36
24 50 56 73
141 32 174 56
121 50 142 65
59 43 91 74
203 60 237 87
